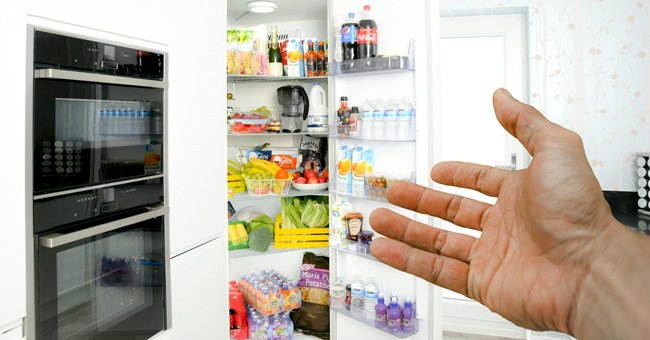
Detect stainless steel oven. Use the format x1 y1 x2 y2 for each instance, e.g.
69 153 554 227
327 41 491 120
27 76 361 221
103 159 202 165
28 27 169 340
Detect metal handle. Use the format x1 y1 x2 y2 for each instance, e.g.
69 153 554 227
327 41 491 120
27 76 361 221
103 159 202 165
34 68 166 89
39 205 168 248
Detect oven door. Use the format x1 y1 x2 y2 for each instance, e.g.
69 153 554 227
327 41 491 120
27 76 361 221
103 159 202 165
33 70 165 196
35 207 168 340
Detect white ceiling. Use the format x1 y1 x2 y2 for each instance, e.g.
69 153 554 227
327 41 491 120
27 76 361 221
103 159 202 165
227 0 327 26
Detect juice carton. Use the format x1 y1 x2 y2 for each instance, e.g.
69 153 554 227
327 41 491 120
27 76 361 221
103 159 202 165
336 145 352 194
352 147 374 196
286 38 305 77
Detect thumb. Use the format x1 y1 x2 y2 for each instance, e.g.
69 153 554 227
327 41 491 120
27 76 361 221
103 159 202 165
493 88 555 156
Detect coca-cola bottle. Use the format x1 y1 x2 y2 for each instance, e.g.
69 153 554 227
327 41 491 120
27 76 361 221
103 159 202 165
357 5 378 58
341 12 358 61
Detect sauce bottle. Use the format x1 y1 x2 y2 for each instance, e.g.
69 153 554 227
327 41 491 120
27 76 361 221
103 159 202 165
345 211 363 242
305 41 317 77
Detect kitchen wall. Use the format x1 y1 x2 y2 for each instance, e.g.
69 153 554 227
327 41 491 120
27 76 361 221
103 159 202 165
441 0 650 191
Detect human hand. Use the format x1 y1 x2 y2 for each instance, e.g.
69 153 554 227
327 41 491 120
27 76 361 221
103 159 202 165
369 88 631 335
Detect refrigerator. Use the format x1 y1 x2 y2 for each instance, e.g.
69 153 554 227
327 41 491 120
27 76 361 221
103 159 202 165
226 0 439 339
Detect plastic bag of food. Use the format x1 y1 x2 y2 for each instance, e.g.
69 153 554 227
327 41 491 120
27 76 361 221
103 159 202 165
228 220 249 250
290 252 329 338
299 136 328 174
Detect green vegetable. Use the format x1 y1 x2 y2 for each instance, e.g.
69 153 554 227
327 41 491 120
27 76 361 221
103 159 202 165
251 214 273 225
301 200 329 228
249 227 273 252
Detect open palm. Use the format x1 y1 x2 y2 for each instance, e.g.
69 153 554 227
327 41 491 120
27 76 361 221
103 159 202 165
369 89 620 334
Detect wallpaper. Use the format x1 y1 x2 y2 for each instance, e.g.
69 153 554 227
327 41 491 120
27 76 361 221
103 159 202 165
440 0 650 191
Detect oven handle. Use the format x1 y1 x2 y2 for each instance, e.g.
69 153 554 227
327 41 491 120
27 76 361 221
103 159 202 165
39 205 168 248
34 68 166 89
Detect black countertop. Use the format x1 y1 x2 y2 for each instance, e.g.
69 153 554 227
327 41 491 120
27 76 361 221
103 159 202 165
603 191 650 236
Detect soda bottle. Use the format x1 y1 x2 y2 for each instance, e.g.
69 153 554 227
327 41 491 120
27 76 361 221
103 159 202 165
357 5 378 58
305 41 317 77
341 12 358 60
316 41 326 76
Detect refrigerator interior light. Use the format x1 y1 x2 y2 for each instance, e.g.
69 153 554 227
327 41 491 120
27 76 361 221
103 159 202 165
247 1 278 13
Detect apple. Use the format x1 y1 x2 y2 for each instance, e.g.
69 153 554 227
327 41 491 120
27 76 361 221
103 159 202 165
307 177 319 184
295 177 307 184
304 169 318 180
317 176 327 183
292 172 301 180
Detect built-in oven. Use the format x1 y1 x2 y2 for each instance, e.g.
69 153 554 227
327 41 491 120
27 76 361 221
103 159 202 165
28 27 169 340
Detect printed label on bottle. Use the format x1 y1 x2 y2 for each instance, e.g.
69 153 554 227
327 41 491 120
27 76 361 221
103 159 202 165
341 26 357 43
253 329 268 339
362 110 373 119
388 319 398 327
372 109 384 119
307 115 328 128
403 319 411 326
397 108 411 121
384 109 397 121
376 314 387 323
269 63 283 76
357 27 377 44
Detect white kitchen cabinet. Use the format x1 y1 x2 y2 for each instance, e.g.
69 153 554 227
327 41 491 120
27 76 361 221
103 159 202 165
170 237 228 339
0 0 27 331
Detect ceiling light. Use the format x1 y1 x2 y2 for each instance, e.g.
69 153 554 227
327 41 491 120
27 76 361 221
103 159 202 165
248 1 278 14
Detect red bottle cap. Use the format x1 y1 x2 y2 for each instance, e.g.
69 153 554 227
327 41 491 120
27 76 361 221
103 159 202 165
364 5 371 11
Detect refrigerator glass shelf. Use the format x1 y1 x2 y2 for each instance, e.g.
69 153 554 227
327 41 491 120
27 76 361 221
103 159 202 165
329 56 414 76
228 131 328 137
332 190 388 203
330 305 419 338
229 243 320 259
230 188 329 202
330 236 376 261
227 74 329 82
329 133 416 142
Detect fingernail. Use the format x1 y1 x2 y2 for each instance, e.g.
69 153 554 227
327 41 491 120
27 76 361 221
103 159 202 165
501 88 513 98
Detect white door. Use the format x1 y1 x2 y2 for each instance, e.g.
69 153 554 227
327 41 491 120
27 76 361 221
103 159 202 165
437 13 530 338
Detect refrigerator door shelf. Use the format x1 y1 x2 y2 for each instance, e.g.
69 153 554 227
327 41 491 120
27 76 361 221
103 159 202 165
330 305 419 338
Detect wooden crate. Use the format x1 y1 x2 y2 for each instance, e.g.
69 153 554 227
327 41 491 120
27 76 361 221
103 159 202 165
274 214 329 249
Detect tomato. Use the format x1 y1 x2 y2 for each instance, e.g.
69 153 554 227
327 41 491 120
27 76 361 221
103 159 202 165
304 169 318 180
321 168 329 179
275 169 290 180
295 177 307 184
307 177 319 184
317 176 327 183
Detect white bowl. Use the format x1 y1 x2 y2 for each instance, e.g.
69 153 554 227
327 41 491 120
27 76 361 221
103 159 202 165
292 182 329 191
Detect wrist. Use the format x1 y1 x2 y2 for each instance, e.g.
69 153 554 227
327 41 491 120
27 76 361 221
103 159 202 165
570 220 650 339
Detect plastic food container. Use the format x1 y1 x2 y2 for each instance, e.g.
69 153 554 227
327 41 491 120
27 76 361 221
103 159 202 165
365 173 413 198
229 118 270 134
244 178 292 196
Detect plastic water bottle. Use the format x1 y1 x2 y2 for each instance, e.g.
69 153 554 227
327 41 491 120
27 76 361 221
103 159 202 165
375 294 388 328
330 278 346 309
350 276 365 317
387 294 402 333
402 297 415 333
372 99 385 139
98 109 108 135
384 98 398 140
361 100 374 139
283 312 294 339
397 97 414 140
363 278 379 321
108 109 118 134
142 110 151 134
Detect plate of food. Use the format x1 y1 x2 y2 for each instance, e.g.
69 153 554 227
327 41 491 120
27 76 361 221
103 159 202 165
292 182 328 191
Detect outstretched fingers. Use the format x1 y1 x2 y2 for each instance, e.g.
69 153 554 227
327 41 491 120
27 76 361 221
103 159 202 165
371 237 470 296
370 208 477 263
431 161 512 197
387 182 493 231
